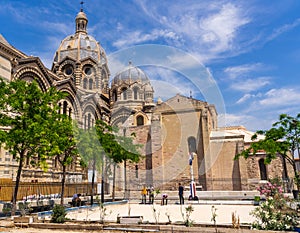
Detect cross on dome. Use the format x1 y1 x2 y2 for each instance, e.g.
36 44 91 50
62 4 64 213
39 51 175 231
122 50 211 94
80 1 84 12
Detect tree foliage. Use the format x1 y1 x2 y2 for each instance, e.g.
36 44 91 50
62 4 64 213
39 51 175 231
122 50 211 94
235 113 300 188
0 78 65 214
77 127 102 171
95 120 141 164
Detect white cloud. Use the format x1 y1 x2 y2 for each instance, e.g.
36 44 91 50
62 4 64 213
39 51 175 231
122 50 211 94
224 63 265 80
120 1 251 63
218 113 254 128
113 29 181 48
230 77 271 92
267 18 300 42
199 3 249 53
259 88 300 107
236 94 253 104
218 112 277 131
165 53 203 71
231 87 300 131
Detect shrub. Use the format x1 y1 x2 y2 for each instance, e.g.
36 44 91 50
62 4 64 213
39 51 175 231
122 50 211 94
251 194 297 231
257 181 283 197
51 204 67 223
181 205 194 227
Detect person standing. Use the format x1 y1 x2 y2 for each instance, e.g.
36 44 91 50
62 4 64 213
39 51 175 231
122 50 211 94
141 186 147 204
178 183 184 205
149 186 154 204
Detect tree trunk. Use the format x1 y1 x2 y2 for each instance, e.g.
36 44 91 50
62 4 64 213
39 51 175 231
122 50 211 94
91 157 96 205
11 153 24 216
281 156 290 192
293 165 300 190
124 160 127 199
282 156 289 179
101 155 104 203
112 163 116 201
60 165 66 205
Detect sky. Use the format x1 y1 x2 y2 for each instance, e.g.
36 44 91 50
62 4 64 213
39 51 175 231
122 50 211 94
1 0 300 132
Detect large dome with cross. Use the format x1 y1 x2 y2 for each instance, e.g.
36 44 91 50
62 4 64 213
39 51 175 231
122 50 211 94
53 9 107 66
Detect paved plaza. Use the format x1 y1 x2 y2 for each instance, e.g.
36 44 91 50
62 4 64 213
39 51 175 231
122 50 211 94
66 200 256 225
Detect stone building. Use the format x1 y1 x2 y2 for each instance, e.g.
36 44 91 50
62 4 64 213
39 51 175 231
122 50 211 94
0 8 293 193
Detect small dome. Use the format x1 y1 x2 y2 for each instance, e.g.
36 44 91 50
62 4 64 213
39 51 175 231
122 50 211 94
112 62 150 86
76 11 87 21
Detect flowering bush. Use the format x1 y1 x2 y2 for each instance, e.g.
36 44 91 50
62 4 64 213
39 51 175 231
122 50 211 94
257 182 283 197
252 181 297 231
251 195 298 231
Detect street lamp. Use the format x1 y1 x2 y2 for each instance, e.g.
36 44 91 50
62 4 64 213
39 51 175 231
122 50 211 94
188 152 198 201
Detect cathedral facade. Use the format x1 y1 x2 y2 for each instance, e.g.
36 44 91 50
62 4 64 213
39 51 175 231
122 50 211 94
0 8 292 193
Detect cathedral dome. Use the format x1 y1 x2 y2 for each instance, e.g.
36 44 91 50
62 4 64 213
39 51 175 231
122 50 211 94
112 62 150 86
53 10 107 65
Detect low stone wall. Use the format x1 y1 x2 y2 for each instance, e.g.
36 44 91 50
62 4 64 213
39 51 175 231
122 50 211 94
26 222 295 233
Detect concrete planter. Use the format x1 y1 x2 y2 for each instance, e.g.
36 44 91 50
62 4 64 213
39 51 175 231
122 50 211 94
13 216 33 227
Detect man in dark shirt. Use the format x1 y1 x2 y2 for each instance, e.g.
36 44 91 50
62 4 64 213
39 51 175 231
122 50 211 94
178 183 184 205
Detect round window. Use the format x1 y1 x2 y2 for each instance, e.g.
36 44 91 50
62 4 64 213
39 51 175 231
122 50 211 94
64 65 73 76
84 66 93 75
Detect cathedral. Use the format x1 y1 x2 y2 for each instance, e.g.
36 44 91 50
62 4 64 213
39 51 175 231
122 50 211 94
0 8 291 194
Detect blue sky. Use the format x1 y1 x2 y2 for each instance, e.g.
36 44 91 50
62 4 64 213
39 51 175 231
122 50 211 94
1 0 300 131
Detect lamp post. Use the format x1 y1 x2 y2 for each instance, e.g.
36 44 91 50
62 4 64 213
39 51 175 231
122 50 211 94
189 152 198 200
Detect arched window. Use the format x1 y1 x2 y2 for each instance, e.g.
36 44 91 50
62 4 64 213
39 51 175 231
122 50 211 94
68 108 72 118
187 137 197 153
259 158 267 180
133 87 139 100
63 101 67 115
121 88 127 100
135 165 138 178
87 113 91 129
112 89 117 101
83 78 87 89
89 78 93 90
137 115 144 126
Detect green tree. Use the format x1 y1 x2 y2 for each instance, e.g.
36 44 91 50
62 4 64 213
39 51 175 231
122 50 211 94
0 78 64 214
95 120 141 201
49 116 80 205
235 113 300 190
